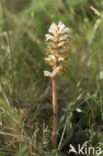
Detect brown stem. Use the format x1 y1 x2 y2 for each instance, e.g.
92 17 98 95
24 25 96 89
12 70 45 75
52 75 58 148
51 41 59 148
52 52 58 148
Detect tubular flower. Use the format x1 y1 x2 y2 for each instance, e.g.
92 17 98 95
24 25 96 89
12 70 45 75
44 21 70 78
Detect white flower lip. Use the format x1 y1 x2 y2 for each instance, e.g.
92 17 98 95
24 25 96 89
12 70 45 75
60 34 69 41
49 55 55 60
58 41 66 47
44 71 52 77
49 22 58 35
58 21 70 34
58 21 65 34
45 55 55 62
62 27 70 33
45 34 54 41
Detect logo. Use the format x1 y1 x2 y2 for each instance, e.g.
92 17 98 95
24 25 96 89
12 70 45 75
68 144 101 155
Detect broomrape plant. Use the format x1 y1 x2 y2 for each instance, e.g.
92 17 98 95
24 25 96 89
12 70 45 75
44 21 70 148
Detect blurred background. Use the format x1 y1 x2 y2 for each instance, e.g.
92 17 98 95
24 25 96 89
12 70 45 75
0 0 103 155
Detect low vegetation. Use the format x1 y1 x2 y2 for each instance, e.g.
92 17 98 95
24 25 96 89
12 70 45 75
0 0 103 155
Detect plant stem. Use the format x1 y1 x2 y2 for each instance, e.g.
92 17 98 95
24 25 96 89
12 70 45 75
52 54 58 148
52 75 58 148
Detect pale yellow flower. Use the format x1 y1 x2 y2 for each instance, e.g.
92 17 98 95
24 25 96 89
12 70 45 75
44 71 52 77
45 55 56 66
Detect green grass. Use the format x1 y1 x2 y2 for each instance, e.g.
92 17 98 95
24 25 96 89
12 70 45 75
0 0 103 155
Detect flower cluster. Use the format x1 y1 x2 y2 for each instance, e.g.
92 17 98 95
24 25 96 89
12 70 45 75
44 21 70 78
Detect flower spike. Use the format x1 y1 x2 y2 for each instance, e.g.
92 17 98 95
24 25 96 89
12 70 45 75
44 21 70 149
